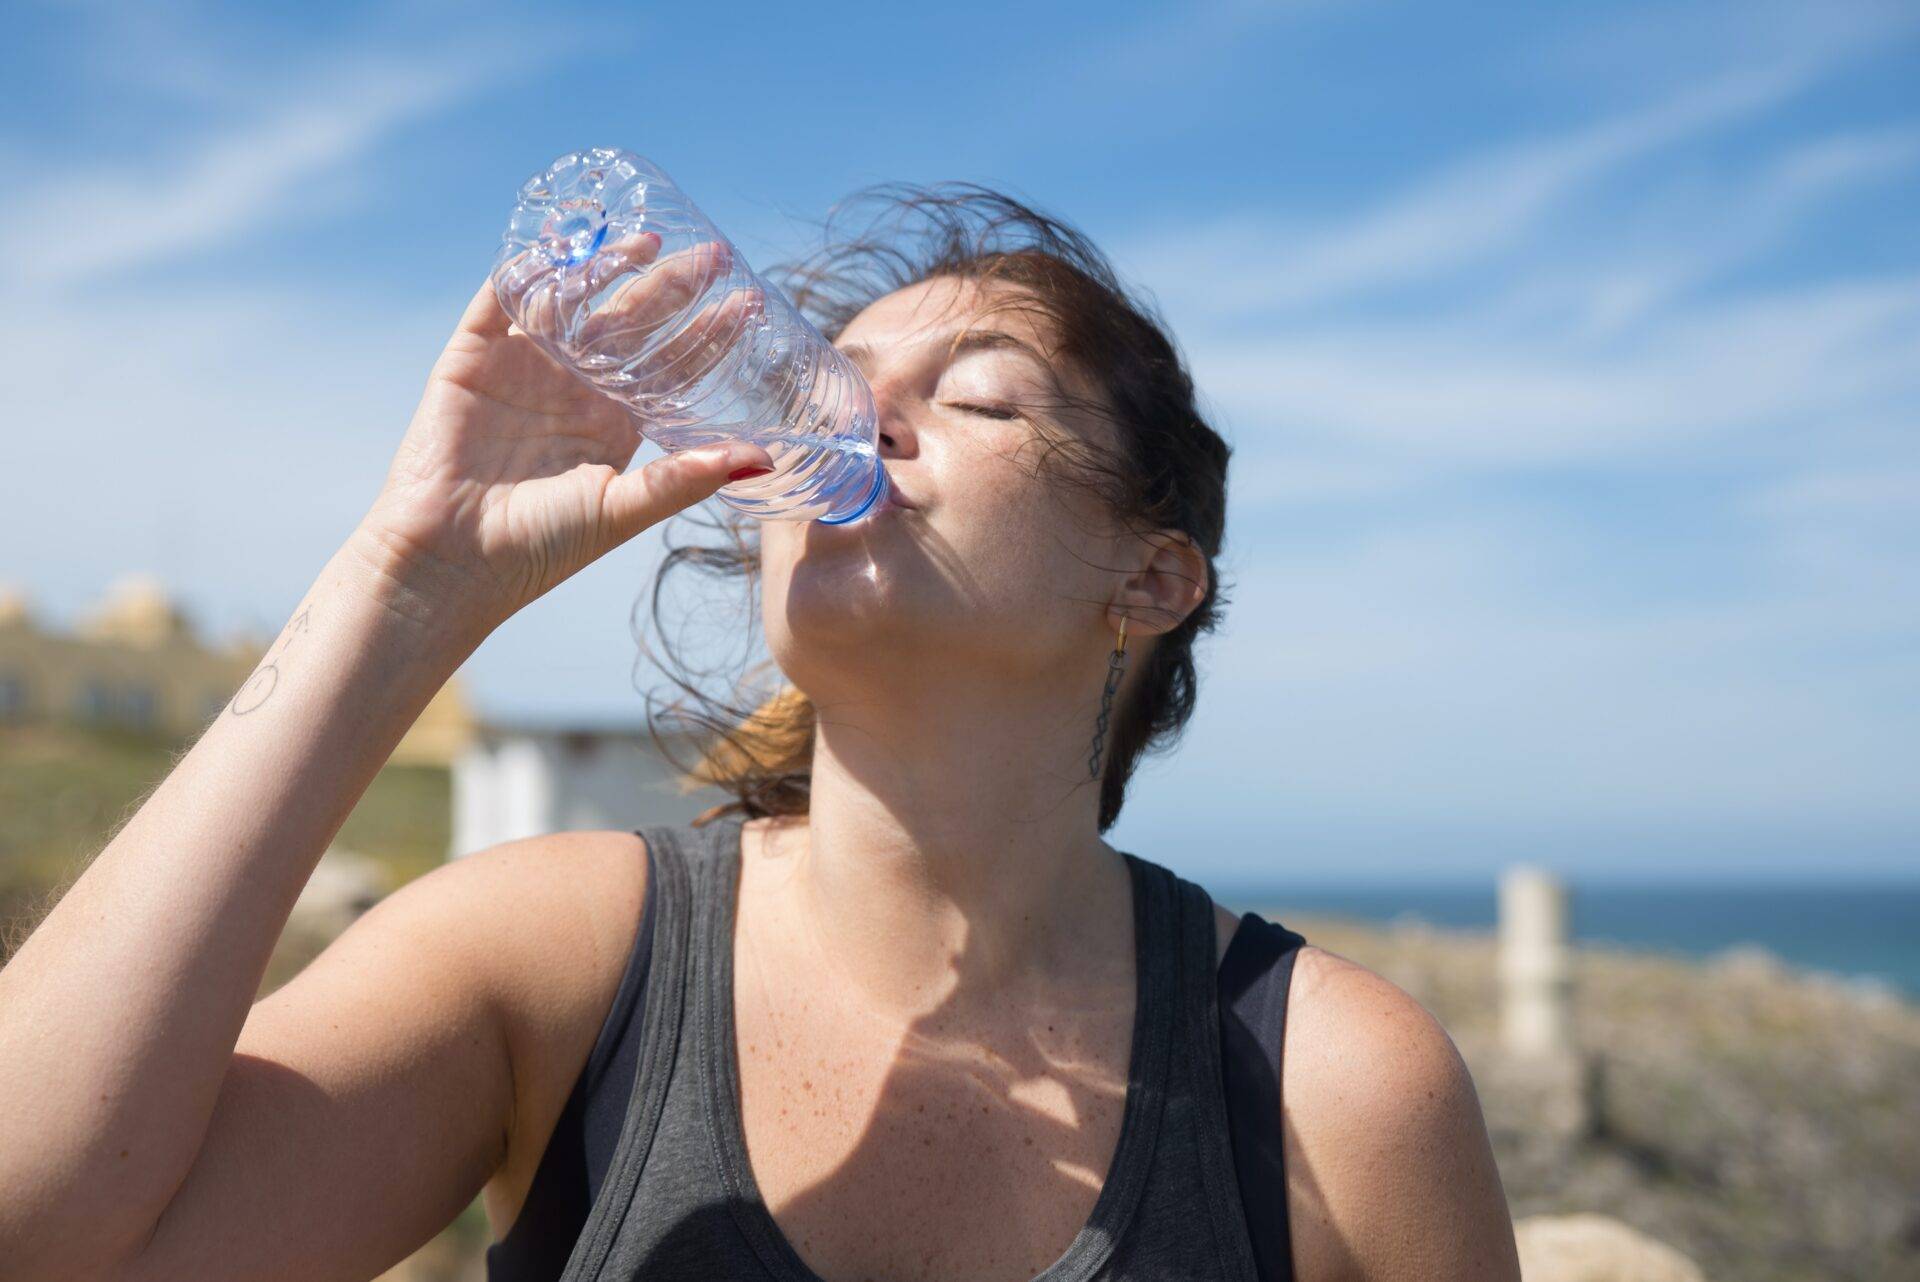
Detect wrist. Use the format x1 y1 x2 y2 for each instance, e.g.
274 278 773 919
336 524 508 658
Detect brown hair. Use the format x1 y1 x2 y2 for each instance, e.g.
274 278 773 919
639 182 1232 834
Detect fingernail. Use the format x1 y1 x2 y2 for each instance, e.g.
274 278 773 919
728 465 773 481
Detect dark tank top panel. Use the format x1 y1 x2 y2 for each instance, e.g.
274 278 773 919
488 816 1306 1281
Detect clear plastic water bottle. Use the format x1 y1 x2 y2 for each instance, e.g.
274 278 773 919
492 148 889 524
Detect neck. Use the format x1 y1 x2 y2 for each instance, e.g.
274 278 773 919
765 661 1129 1022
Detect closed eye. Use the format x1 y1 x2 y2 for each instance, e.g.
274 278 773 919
946 401 1020 420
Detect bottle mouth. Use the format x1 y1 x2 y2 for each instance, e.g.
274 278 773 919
815 463 889 525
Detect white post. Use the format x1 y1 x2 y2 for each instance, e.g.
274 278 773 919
1499 865 1572 1058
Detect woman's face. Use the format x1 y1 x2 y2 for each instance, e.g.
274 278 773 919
759 274 1126 697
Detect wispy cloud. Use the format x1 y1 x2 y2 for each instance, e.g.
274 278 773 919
3 56 492 289
1182 521 1920 834
1075 0 1336 89
0 0 558 296
1195 270 1920 466
1124 65 1855 319
1116 41 1920 473
1542 124 1920 336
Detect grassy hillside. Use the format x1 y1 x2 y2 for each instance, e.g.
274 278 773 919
1 722 450 958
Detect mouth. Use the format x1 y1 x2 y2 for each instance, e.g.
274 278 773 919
876 482 917 514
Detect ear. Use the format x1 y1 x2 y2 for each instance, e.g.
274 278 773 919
1108 529 1208 640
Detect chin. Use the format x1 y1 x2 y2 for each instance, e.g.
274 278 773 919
774 553 917 645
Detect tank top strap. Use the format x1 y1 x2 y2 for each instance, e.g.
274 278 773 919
1064 849 1183 1270
1216 908 1309 1282
1144 866 1269 1280
557 818 704 1282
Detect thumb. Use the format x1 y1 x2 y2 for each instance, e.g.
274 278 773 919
601 442 775 541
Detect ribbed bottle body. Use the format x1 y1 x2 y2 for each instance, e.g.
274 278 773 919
492 148 887 524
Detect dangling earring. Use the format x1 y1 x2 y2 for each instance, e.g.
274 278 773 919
1087 615 1129 781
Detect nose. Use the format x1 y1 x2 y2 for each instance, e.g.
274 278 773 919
867 372 920 460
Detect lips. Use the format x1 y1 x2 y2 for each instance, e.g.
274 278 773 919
878 482 917 513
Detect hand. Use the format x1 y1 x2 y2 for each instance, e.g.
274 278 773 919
352 235 773 633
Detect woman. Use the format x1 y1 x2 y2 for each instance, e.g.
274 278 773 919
0 186 1519 1281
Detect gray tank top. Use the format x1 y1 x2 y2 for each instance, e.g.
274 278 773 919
550 813 1288 1281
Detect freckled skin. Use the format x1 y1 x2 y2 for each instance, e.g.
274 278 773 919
724 811 1215 1282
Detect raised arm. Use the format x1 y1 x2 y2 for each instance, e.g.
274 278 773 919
0 238 771 1282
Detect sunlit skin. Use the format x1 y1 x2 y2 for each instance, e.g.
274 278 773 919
751 275 1199 1010
724 275 1214 1276
0 250 1520 1282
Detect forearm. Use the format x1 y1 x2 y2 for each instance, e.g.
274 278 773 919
0 534 490 1273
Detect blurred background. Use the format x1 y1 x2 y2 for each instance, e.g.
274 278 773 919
1 1 1915 1279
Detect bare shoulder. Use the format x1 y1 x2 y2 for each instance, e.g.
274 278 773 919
397 828 651 994
1200 896 1462 1100
251 827 649 1040
1285 944 1465 1110
325 828 650 1028
1281 945 1520 1281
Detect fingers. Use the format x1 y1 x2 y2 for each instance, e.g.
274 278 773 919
491 231 658 341
575 238 733 351
491 246 552 334
496 232 660 345
588 283 765 397
599 441 775 544
459 277 515 340
495 233 729 358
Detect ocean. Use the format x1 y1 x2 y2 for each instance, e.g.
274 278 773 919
1221 881 1920 999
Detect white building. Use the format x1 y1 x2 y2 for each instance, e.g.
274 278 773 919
450 720 734 859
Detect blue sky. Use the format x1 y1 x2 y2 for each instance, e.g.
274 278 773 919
3 0 1916 884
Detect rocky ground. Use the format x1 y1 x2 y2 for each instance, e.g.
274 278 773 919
1279 910 1920 1282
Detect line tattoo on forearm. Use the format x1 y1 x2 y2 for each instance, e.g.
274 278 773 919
229 604 312 716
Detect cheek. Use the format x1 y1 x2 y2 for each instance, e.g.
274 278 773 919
954 485 1073 576
939 444 1114 608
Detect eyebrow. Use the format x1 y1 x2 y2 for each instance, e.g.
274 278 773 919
839 328 1053 372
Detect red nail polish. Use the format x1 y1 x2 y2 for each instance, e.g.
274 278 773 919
728 465 773 481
